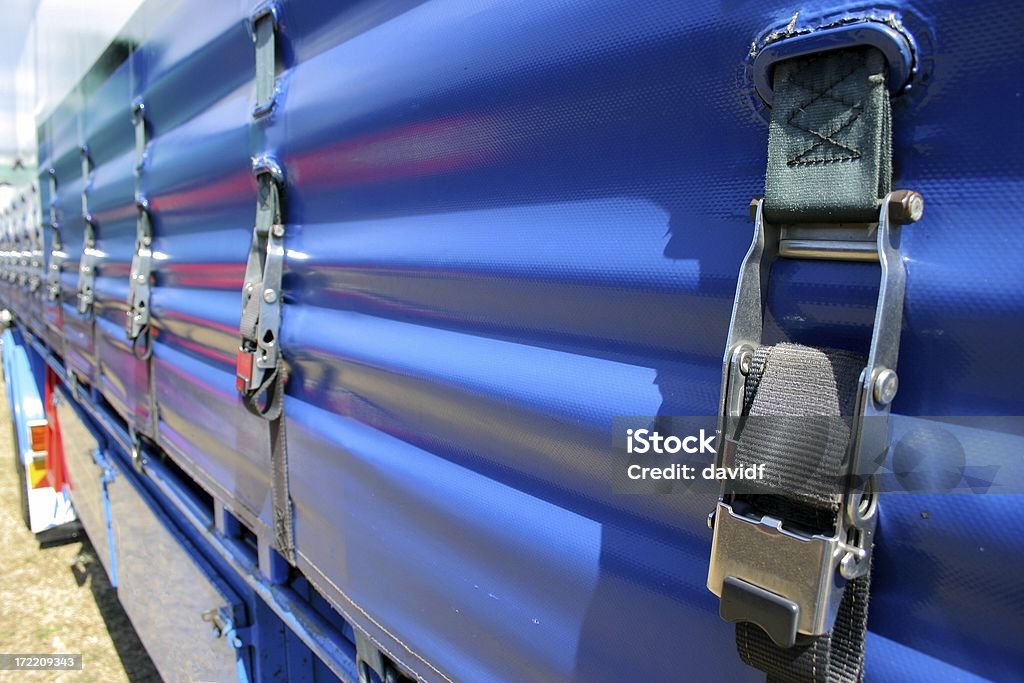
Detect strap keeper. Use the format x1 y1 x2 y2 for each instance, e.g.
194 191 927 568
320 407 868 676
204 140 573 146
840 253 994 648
131 97 148 174
250 3 280 118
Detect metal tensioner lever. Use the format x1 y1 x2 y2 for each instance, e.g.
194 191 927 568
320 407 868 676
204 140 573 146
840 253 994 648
706 190 921 647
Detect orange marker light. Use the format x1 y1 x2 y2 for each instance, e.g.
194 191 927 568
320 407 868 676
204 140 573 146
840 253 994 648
28 420 48 453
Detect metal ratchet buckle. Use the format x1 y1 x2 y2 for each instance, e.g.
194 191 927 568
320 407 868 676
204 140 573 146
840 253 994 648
705 190 922 648
126 197 153 341
236 160 285 396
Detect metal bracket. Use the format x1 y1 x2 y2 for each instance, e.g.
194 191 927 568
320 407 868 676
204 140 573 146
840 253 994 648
45 169 63 302
128 426 146 474
76 146 98 317
202 606 245 650
126 197 153 342
706 191 919 645
46 221 64 303
16 222 29 289
76 215 97 316
29 223 42 293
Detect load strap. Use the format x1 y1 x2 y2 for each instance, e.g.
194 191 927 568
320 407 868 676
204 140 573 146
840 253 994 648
237 164 294 563
127 202 154 352
126 98 158 439
78 146 97 317
128 98 154 356
733 344 870 683
714 45 896 683
764 47 890 224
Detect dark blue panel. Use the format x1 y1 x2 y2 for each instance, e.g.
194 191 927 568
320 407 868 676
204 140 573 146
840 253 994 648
266 1 1024 680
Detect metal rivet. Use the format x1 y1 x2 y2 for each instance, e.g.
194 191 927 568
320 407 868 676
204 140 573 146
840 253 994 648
738 349 753 376
873 368 899 406
263 288 278 304
839 551 859 580
271 223 285 239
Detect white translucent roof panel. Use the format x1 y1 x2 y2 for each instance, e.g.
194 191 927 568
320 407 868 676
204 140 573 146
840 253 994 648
0 0 143 195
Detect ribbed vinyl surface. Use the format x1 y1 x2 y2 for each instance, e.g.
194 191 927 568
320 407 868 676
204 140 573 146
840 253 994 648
12 0 1024 681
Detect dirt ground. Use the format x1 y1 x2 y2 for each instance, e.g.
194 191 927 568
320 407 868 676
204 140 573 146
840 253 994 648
0 374 161 682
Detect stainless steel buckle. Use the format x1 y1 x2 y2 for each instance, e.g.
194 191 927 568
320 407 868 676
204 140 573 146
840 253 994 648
706 191 921 647
29 225 42 292
76 215 97 316
46 221 64 303
17 241 29 288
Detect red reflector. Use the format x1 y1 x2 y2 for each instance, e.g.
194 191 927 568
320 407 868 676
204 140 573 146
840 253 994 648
29 422 47 453
236 350 254 393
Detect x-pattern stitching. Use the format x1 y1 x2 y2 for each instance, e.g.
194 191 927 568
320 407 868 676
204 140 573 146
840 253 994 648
785 56 867 167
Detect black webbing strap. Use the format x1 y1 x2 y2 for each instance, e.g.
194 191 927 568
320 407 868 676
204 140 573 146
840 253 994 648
733 344 869 683
764 47 891 224
737 568 871 683
269 407 292 560
242 365 294 564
